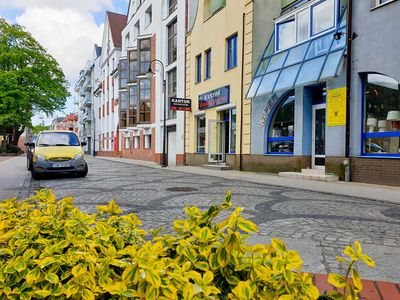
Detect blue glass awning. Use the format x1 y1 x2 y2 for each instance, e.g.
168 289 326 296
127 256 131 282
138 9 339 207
247 9 347 99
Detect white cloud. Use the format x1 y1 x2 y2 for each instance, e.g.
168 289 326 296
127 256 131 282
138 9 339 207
0 0 114 12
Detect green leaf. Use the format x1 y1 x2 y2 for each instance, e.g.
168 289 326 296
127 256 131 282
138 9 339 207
26 267 41 284
237 219 258 233
45 272 59 284
360 253 375 267
203 271 214 285
217 247 231 267
328 273 347 288
351 269 363 291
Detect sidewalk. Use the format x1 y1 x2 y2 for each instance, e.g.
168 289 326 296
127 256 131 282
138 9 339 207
94 156 400 205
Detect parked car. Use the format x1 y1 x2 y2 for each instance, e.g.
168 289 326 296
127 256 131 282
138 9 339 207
25 135 37 170
28 130 88 180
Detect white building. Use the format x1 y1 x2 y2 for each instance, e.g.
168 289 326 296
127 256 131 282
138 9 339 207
97 12 127 156
75 45 102 155
117 0 186 166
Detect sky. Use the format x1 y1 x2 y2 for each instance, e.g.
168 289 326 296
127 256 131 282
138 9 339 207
0 0 129 125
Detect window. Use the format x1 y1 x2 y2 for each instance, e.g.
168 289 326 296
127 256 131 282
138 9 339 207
134 21 140 40
128 50 138 82
128 86 138 126
195 54 202 83
363 74 400 156
197 115 206 153
145 6 152 27
167 68 177 119
139 79 151 123
169 0 177 15
119 91 128 128
275 0 336 51
267 92 295 154
119 59 128 89
311 0 335 36
223 109 236 154
144 134 151 149
205 48 211 79
167 19 177 64
227 34 237 70
204 0 226 19
372 0 395 7
125 33 130 48
125 135 130 149
139 38 151 74
134 135 140 149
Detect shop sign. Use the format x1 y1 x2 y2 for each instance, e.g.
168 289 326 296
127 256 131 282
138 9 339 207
170 98 192 111
199 85 230 110
327 87 347 126
259 94 279 127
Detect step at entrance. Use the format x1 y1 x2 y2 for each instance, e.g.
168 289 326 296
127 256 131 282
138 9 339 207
201 163 232 171
279 170 339 182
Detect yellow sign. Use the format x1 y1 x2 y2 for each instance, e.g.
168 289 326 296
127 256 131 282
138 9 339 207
327 87 347 126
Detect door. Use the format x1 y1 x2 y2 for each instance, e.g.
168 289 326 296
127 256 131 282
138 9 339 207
168 130 176 167
312 104 326 169
208 120 225 163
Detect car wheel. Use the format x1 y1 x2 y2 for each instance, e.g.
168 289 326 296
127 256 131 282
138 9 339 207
31 171 41 180
78 164 88 178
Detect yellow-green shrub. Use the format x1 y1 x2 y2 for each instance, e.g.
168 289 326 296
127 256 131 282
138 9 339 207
0 190 374 300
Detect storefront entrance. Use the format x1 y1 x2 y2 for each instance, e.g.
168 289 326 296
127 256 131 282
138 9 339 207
208 120 225 163
312 104 326 169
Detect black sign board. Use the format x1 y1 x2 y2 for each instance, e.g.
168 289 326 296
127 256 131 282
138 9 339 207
170 98 192 111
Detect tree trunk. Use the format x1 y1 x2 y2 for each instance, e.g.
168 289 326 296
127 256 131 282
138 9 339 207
10 127 24 146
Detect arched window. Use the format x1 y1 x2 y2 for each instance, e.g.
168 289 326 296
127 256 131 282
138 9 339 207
363 74 400 156
267 92 295 154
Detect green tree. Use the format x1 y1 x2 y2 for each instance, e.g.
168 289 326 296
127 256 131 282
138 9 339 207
0 18 69 145
32 125 49 135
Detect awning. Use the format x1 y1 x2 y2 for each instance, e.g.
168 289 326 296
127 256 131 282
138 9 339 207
247 10 347 99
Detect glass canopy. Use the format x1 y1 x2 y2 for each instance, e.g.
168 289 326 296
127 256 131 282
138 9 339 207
247 9 347 99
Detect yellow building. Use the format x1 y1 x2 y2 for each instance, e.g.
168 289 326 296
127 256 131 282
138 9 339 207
185 0 253 169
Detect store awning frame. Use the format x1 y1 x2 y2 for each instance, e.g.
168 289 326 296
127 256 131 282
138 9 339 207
247 9 347 99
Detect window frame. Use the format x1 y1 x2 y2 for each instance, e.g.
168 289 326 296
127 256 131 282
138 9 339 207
195 54 202 83
138 38 151 75
205 48 212 80
167 19 177 65
138 79 151 123
361 74 400 158
197 115 206 153
275 0 338 52
167 68 177 119
265 92 295 156
119 59 128 89
226 34 238 70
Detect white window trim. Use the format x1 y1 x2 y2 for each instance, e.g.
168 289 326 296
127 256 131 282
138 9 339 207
274 0 338 52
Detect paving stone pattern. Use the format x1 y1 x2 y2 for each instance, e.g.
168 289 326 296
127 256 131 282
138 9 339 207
24 158 400 283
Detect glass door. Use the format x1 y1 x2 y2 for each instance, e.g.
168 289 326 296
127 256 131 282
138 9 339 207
312 104 326 169
208 120 225 163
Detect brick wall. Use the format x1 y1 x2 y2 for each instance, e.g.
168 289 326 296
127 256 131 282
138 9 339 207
242 155 311 173
96 151 115 157
350 157 400 187
326 156 346 181
186 153 208 166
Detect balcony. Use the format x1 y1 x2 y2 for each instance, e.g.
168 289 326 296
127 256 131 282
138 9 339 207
83 97 92 107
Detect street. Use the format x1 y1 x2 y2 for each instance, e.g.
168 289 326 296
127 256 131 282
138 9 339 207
0 156 399 283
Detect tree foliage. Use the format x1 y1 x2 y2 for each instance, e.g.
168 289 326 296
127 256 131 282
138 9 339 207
0 18 69 142
32 125 49 135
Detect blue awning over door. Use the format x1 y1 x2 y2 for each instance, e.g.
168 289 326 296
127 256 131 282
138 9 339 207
247 9 347 99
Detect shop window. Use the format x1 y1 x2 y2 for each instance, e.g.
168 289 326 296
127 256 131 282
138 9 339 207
128 85 138 126
226 34 237 70
267 92 295 154
205 48 211 79
275 0 337 51
167 68 177 119
139 79 151 123
139 38 151 74
195 54 202 83
363 74 400 156
223 109 236 154
197 115 206 153
128 50 138 82
167 19 177 65
119 91 128 128
119 59 128 89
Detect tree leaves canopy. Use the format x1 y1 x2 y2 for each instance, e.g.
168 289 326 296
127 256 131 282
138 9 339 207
0 18 69 130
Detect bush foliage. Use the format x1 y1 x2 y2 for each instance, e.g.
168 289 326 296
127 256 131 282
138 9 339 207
0 190 374 300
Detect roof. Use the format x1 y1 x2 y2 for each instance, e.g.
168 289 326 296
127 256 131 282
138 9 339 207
107 11 127 48
63 114 78 122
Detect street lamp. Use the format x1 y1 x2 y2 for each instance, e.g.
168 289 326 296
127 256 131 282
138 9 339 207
146 59 167 167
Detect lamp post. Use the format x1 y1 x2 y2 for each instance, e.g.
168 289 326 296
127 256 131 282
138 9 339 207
146 59 167 167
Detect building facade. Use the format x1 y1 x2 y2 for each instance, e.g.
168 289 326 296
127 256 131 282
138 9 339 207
247 0 348 176
184 0 254 169
117 0 186 166
97 12 127 157
348 0 400 185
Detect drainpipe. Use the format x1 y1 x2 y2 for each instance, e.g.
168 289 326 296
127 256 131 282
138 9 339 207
239 12 246 171
344 0 353 182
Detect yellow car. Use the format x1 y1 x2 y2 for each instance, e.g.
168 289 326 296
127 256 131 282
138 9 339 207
29 130 88 180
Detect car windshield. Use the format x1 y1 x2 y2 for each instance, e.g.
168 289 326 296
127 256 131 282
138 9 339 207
37 132 80 147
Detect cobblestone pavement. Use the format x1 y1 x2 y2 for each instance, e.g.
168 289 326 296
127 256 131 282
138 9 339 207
11 157 400 283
